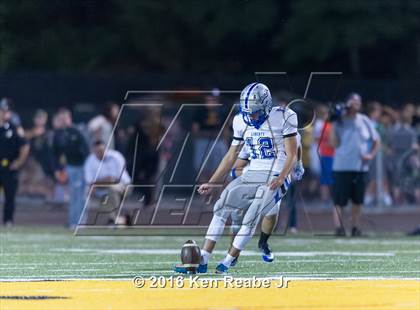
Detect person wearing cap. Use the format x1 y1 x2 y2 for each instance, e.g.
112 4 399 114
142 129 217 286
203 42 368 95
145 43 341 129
0 102 30 226
329 93 380 236
0 98 22 129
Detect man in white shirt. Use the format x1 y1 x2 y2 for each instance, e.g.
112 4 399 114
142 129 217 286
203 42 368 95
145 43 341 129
329 93 380 236
84 140 131 224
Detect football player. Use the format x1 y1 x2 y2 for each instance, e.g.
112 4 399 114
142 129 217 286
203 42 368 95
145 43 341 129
175 82 298 274
229 132 304 266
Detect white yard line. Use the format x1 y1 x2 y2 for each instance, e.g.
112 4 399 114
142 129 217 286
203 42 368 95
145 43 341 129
49 248 402 257
3 248 418 257
0 261 176 266
4 235 420 245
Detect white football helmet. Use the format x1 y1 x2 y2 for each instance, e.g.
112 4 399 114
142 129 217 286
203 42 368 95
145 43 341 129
240 82 272 128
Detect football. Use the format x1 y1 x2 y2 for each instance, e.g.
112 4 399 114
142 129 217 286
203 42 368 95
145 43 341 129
180 240 201 273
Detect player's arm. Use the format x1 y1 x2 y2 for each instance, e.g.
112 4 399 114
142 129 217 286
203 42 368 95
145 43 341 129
230 143 250 178
292 135 305 181
269 136 297 190
198 114 246 195
198 144 241 195
231 158 248 178
297 144 302 161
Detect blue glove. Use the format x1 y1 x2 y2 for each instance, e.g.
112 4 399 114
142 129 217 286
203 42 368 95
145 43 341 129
293 161 305 181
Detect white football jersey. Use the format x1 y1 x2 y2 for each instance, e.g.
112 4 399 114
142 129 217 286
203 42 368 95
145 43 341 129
238 132 302 160
232 106 298 172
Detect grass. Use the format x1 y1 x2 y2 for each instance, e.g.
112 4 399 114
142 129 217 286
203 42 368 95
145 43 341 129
1 227 419 280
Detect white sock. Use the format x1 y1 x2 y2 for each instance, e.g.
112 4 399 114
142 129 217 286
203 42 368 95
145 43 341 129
222 254 236 267
200 249 211 265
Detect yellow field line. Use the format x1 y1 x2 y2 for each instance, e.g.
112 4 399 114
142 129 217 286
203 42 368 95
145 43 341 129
1 279 419 310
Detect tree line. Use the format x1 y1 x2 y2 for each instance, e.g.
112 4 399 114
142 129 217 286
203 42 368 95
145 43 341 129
0 0 419 78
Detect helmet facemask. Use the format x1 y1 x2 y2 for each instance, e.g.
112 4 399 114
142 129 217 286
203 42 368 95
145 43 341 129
241 108 269 129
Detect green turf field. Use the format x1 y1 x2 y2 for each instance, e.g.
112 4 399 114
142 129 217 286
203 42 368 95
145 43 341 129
1 227 419 280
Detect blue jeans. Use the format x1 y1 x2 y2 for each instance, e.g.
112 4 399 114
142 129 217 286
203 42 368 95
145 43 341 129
67 165 85 227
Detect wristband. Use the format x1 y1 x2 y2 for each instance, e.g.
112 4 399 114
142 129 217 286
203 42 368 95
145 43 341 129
230 168 237 179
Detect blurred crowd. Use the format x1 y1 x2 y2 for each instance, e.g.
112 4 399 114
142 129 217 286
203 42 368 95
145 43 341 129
307 101 420 208
1 94 419 227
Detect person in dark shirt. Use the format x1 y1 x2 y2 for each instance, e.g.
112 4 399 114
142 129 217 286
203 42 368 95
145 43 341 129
52 108 89 229
126 115 161 207
192 95 228 181
26 109 55 178
0 101 29 226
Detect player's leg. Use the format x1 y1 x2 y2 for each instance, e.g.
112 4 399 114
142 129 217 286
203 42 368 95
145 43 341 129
228 211 242 267
175 176 252 273
256 176 291 262
218 222 258 273
257 207 278 262
201 177 254 264
175 207 229 273
260 215 277 242
200 212 228 265
217 184 276 273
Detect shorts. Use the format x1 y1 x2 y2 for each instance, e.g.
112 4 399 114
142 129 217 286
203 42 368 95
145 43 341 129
332 171 367 207
320 156 334 185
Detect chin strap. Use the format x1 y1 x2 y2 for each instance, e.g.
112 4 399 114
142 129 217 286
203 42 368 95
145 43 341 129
242 110 268 129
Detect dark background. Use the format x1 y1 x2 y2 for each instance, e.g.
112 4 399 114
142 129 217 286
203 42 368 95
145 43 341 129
0 0 419 120
1 0 420 77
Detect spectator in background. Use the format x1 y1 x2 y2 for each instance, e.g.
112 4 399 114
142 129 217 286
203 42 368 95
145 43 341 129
413 104 420 130
88 102 120 149
329 93 380 236
1 98 22 129
388 103 418 204
52 108 89 229
310 110 323 177
285 132 305 234
22 110 55 199
0 101 29 226
26 110 53 175
314 105 335 206
364 102 393 207
192 95 228 181
84 140 131 225
50 112 68 204
126 111 162 207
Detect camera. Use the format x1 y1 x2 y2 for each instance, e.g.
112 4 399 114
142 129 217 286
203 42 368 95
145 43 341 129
329 101 349 122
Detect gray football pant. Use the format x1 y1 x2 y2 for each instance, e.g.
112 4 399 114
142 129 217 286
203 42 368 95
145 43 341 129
205 170 289 250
